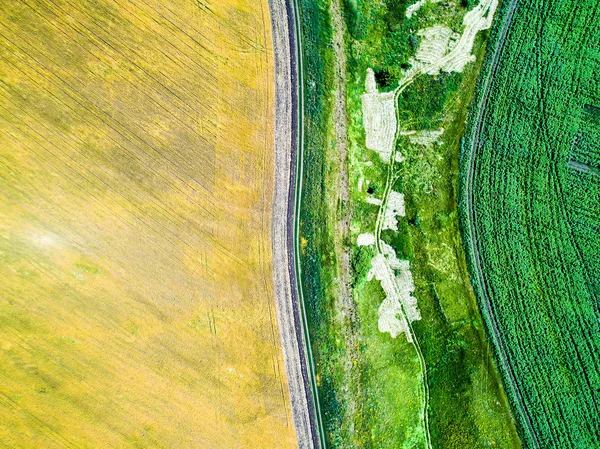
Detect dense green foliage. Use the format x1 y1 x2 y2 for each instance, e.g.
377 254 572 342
460 1 600 447
298 0 522 447
295 0 343 440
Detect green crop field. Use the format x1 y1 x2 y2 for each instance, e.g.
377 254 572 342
460 0 600 447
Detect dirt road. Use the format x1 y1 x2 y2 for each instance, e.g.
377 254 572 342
269 0 323 448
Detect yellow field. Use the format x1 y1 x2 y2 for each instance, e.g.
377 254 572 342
0 0 297 447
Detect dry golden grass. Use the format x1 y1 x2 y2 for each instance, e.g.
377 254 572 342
0 0 297 447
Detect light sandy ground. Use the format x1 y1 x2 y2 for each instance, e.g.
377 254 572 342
406 0 441 18
361 69 419 341
383 191 406 231
406 0 428 18
437 0 498 73
416 25 454 65
351 2 500 446
439 0 498 72
409 128 445 146
362 69 397 162
357 233 376 246
367 243 421 341
366 196 383 206
400 0 499 81
359 0 498 346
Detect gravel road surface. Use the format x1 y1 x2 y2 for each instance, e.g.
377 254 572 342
268 1 322 448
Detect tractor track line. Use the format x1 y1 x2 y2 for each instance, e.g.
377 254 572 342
462 0 540 447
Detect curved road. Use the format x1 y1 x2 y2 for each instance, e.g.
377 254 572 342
269 0 325 448
462 0 540 447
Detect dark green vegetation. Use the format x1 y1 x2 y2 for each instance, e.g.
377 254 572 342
460 1 600 447
298 0 521 447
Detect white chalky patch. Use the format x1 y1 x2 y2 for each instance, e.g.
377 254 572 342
356 0 500 346
409 129 445 146
383 191 406 231
357 233 376 247
358 177 364 192
399 0 499 82
447 32 462 51
406 0 440 18
365 67 377 93
442 0 497 73
30 231 63 248
368 244 421 341
362 69 397 162
381 242 407 270
416 25 453 66
366 196 383 206
406 0 427 18
437 0 499 73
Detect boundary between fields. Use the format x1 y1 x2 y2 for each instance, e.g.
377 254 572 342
269 0 326 447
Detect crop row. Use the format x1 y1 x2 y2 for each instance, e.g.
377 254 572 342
460 0 600 447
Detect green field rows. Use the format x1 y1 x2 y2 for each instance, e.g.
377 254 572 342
461 0 600 447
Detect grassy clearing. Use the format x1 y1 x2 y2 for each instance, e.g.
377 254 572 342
299 0 521 447
0 1 297 447
460 0 600 447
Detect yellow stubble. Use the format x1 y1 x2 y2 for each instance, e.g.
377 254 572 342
0 0 297 447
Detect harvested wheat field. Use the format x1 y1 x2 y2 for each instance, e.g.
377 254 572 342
0 0 297 447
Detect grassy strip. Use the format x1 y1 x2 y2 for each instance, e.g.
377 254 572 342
299 0 522 447
295 0 346 442
344 2 520 448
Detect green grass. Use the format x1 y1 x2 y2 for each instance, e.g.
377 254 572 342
298 0 522 447
460 1 600 447
295 0 346 441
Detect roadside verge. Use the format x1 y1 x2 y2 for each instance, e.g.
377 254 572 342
269 0 324 447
